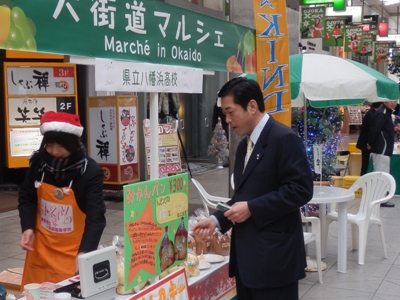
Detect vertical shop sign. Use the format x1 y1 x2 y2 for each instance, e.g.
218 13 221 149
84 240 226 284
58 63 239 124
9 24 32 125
87 96 139 184
323 17 346 47
123 174 188 291
253 0 291 126
3 62 78 168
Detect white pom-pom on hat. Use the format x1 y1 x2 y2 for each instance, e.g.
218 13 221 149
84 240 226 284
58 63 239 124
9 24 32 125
40 111 83 137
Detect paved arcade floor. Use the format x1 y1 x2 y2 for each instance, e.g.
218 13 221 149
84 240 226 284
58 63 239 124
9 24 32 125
2 133 400 298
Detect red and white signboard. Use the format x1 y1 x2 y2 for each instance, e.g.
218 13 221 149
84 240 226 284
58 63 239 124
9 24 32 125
127 268 189 300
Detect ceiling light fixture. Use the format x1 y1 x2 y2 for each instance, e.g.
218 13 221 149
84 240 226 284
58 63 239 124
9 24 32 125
384 0 400 5
382 0 399 3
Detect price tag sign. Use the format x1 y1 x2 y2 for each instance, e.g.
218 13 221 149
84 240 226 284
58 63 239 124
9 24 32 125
313 144 322 174
347 106 362 125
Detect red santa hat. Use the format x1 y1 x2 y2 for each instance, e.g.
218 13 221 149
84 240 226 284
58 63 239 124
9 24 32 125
40 111 83 137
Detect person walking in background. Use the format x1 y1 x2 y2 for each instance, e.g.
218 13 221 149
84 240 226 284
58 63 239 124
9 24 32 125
356 102 383 175
367 101 400 207
192 77 313 299
18 111 106 287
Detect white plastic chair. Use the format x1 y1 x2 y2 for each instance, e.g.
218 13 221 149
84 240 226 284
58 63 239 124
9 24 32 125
191 178 230 216
325 172 395 265
302 213 323 283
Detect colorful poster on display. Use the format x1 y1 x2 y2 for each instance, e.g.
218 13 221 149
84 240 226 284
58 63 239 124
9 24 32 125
123 174 189 291
323 18 346 47
143 119 182 177
344 25 363 53
300 7 325 39
87 96 139 185
253 0 291 127
373 42 393 63
354 33 374 56
0 0 255 73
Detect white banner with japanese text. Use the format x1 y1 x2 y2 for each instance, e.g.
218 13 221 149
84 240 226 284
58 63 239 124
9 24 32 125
95 59 203 93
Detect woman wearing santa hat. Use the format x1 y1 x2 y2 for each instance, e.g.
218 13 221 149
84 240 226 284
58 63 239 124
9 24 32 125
18 111 106 287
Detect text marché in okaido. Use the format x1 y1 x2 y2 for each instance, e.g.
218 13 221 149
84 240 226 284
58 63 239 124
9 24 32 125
0 0 253 72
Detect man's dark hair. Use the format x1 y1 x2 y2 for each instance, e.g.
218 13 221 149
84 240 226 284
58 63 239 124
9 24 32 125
371 102 383 109
218 77 265 112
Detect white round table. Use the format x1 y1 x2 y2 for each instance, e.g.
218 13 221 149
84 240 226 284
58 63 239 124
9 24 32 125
308 185 355 273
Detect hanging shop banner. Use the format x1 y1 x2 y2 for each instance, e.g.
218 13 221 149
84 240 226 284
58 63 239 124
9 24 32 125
3 62 78 168
123 173 189 291
373 42 394 63
354 33 374 57
300 7 326 39
323 17 346 47
143 119 182 177
95 59 203 93
87 96 140 185
127 268 189 300
344 25 363 53
0 0 254 73
253 0 291 126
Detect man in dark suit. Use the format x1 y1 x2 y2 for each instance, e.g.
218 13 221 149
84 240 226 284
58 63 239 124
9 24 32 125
356 102 383 175
192 77 313 299
367 101 400 207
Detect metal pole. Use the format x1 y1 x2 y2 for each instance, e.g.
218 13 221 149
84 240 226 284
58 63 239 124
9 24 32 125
149 92 159 180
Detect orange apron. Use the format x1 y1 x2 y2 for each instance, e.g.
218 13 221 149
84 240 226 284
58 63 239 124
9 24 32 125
21 177 86 287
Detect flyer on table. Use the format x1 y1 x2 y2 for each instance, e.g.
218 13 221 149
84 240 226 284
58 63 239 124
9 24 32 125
123 173 189 290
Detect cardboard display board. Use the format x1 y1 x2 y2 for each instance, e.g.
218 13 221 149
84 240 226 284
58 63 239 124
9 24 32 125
3 62 78 168
122 173 188 291
87 96 140 185
143 120 182 177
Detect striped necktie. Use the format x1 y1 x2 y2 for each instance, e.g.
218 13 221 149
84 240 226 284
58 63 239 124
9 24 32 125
244 136 253 171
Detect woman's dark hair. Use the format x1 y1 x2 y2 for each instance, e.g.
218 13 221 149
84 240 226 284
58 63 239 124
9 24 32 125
218 77 265 112
39 131 81 154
